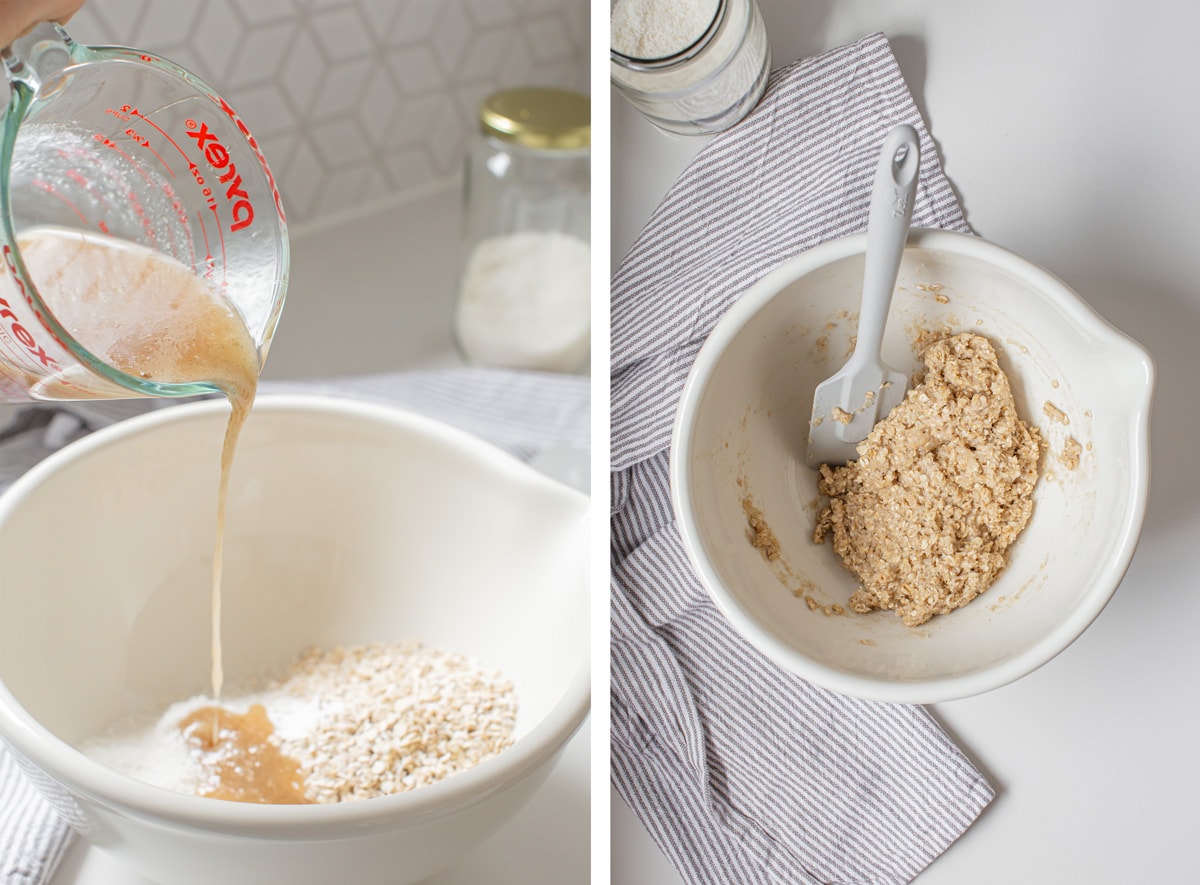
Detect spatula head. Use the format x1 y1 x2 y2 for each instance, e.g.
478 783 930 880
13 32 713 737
806 367 908 467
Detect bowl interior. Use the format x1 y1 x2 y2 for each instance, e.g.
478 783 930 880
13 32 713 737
0 397 589 750
676 231 1151 700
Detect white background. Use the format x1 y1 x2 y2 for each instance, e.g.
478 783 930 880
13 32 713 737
610 1 1200 882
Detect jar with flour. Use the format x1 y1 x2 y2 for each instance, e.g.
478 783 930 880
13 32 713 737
454 88 590 373
610 0 771 135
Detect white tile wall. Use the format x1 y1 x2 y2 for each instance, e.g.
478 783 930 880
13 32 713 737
62 0 590 231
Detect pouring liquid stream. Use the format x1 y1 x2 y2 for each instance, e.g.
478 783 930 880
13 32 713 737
18 225 258 700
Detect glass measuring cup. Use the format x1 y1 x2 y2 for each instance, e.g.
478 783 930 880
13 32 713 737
0 23 288 402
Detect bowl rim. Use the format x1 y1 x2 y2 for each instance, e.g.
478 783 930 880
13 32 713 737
670 229 1155 704
0 394 591 834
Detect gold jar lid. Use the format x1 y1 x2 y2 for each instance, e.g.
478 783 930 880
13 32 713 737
479 87 591 151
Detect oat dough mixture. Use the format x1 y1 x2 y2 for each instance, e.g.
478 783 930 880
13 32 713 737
813 332 1041 626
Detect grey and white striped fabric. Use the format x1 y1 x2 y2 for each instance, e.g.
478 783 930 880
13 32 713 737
0 367 588 885
0 752 70 885
610 33 990 884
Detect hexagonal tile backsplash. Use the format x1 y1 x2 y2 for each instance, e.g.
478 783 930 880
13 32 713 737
63 0 589 231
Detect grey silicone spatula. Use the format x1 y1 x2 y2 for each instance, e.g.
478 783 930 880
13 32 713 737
806 124 921 467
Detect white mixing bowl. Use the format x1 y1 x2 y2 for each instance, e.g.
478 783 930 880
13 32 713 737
671 229 1153 703
0 396 590 885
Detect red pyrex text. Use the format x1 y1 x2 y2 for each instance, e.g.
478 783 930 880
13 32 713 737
1 245 62 370
186 120 255 233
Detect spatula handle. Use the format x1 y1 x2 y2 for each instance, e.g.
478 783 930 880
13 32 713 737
854 124 921 367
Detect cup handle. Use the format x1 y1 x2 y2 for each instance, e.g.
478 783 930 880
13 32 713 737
2 22 75 94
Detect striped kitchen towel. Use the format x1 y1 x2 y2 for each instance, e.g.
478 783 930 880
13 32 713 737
0 367 588 885
0 752 71 885
610 32 992 885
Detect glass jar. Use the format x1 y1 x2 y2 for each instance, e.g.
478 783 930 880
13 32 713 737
454 87 591 374
610 0 771 136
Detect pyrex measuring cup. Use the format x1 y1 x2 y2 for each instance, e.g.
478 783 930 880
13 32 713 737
0 22 287 402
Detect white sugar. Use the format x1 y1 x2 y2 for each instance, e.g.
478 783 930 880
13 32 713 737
81 696 211 795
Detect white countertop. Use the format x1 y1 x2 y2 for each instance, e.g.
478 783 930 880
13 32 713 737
611 1 1200 882
49 187 592 885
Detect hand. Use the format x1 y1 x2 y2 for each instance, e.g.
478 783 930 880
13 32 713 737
1 0 86 49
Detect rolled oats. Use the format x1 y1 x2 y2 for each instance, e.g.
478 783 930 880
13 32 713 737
813 333 1041 626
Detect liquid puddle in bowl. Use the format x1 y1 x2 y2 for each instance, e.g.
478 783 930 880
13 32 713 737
178 704 310 804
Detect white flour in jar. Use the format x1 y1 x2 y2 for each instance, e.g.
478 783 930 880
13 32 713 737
455 231 590 373
609 0 770 135
611 0 720 60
